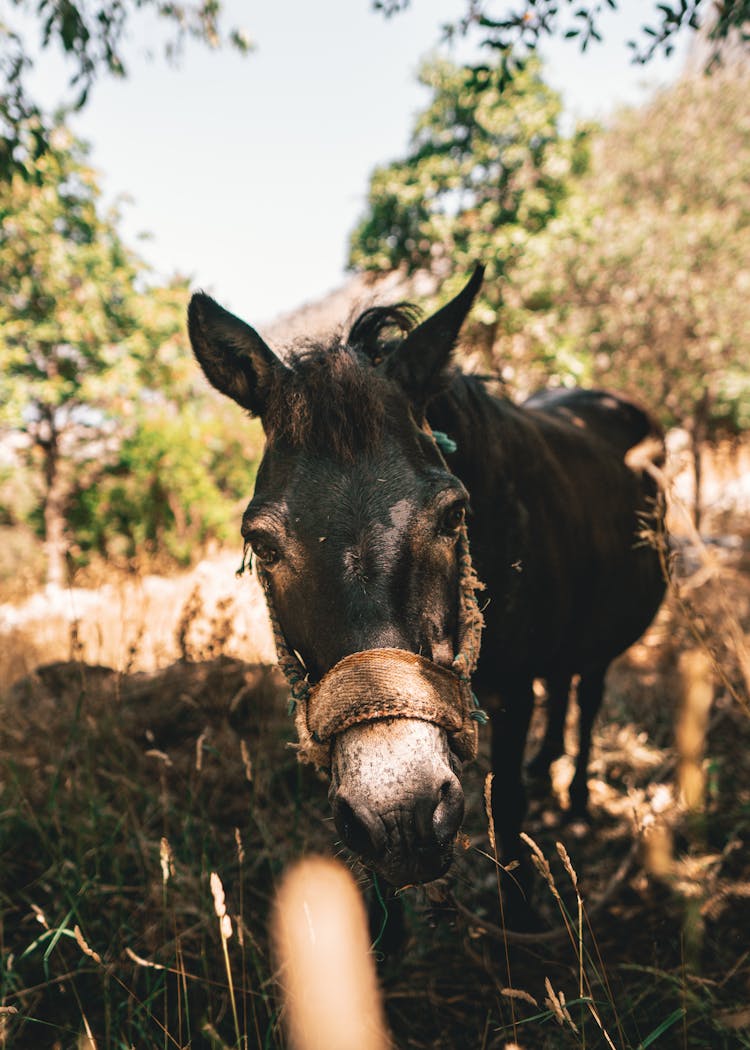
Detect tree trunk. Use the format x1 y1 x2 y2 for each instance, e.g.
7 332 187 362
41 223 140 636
41 421 68 588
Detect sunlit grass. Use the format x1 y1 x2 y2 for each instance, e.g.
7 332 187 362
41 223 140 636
0 551 275 689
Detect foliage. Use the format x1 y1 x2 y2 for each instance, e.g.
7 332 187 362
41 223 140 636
0 129 141 430
68 404 260 567
508 68 750 437
0 126 260 583
349 56 588 349
1 0 252 179
0 127 149 582
375 0 750 81
350 51 749 443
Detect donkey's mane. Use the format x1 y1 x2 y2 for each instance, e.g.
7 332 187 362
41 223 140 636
347 302 421 363
262 303 422 460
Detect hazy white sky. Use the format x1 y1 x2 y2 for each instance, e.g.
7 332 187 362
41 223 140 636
26 0 686 323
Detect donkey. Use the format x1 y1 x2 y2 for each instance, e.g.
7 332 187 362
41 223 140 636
188 266 665 896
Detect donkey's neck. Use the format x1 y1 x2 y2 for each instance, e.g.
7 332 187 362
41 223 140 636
426 373 571 677
426 373 540 498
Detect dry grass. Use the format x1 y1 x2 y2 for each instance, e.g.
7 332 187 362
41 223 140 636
0 552 275 689
1 447 749 1049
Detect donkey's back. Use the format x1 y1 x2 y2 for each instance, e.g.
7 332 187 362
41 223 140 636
524 386 661 460
522 386 665 672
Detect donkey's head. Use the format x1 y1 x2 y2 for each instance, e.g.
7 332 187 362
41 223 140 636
188 268 484 885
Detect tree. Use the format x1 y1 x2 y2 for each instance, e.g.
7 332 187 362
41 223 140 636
0 126 262 585
0 129 144 583
0 129 209 583
67 402 259 567
375 1 750 79
1 1 252 178
349 56 587 355
507 68 750 523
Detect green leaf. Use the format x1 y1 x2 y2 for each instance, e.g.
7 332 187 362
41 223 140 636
638 1008 686 1049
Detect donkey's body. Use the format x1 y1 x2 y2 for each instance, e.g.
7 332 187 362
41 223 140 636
188 267 665 898
432 379 663 677
427 378 665 833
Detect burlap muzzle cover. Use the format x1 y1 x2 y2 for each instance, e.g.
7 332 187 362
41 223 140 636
293 647 478 770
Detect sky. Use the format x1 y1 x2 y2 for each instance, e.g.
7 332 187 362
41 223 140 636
24 0 688 325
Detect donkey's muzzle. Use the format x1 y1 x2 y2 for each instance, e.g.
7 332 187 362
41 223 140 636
291 648 476 884
330 718 465 886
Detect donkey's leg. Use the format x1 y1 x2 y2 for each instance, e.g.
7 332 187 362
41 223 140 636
490 679 535 915
526 672 573 786
568 664 608 819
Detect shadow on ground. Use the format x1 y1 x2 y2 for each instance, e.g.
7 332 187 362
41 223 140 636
1 545 749 1048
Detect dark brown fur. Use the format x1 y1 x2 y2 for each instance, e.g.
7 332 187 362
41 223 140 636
262 304 422 460
188 268 666 905
262 344 385 460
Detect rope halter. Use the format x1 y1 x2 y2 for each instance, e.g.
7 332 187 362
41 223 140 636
245 427 487 772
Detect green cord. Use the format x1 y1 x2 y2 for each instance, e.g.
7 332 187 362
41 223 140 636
370 873 390 955
431 429 457 454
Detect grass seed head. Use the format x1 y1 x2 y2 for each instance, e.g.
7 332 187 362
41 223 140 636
544 976 566 1026
240 738 253 781
521 833 559 899
73 925 102 966
483 772 496 853
160 837 174 885
210 871 227 918
501 986 539 1007
195 728 208 771
234 826 245 865
555 841 579 890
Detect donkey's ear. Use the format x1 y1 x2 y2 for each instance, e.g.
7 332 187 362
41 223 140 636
188 293 286 416
386 265 484 409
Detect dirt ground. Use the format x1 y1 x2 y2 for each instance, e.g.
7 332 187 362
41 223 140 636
1 450 749 1049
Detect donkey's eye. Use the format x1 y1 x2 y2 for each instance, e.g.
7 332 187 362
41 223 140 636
252 540 281 567
441 502 466 535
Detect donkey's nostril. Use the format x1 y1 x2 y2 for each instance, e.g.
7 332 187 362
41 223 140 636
332 793 385 859
432 777 465 848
